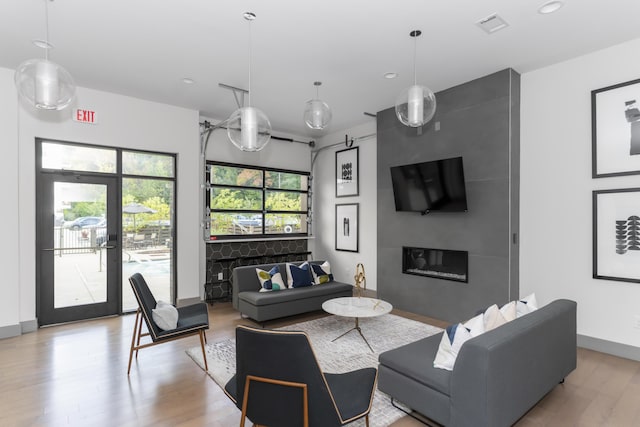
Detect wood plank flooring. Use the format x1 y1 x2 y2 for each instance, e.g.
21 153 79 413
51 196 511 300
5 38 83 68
0 301 638 426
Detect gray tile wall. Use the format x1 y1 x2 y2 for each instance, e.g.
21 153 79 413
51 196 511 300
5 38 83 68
205 239 309 301
377 69 520 322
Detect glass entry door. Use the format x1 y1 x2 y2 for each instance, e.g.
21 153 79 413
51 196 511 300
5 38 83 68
37 174 120 325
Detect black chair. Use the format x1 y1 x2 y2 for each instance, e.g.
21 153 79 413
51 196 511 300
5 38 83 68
224 325 378 427
127 273 209 374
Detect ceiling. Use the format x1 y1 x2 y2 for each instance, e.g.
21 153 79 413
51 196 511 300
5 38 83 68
2 0 640 139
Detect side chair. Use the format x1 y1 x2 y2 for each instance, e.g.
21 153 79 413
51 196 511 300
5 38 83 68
224 325 378 427
127 273 209 374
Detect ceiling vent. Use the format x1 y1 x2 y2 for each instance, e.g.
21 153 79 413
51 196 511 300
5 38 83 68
476 13 509 34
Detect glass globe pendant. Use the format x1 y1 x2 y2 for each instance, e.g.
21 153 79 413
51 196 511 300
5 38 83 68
227 106 271 152
395 30 436 127
15 58 75 110
226 12 271 152
14 0 76 111
303 81 332 130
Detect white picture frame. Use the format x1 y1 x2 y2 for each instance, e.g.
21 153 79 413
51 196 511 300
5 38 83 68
335 147 359 197
335 203 359 252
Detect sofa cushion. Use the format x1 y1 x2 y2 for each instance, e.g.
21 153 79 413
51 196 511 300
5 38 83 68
311 261 334 284
378 332 451 395
239 282 353 307
256 265 286 292
286 262 314 288
433 323 472 371
517 293 538 317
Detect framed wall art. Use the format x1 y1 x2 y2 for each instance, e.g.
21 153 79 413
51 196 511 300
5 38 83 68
335 146 359 197
593 188 640 283
335 203 359 252
592 78 640 178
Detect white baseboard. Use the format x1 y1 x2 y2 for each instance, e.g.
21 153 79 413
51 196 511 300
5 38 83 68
578 334 640 362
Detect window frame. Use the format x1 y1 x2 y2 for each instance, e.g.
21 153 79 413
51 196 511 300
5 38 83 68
206 160 310 240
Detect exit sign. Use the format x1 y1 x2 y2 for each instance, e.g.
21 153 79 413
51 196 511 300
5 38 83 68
73 108 98 124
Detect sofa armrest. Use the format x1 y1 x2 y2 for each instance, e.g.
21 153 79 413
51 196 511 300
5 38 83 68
450 299 576 427
232 263 281 309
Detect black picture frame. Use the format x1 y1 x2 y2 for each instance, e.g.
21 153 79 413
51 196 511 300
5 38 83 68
335 203 359 252
593 188 640 283
592 78 640 178
335 147 359 197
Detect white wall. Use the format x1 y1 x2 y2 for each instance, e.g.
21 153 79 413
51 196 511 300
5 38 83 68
0 67 20 333
0 65 203 331
521 37 640 348
311 121 377 289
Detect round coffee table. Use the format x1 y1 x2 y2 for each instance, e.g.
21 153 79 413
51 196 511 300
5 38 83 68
322 297 393 352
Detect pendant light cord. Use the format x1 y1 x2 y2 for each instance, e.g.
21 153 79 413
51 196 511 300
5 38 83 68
413 33 417 86
44 0 50 61
248 18 252 107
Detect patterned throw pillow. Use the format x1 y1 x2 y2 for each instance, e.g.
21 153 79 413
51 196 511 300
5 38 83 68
256 266 286 292
286 262 313 288
433 323 472 371
311 261 334 285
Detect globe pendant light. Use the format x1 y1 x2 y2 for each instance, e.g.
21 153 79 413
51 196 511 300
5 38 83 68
395 30 436 127
227 12 271 152
14 0 76 111
303 81 332 130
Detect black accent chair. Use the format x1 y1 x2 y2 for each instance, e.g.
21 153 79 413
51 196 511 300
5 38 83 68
127 273 209 374
224 325 378 427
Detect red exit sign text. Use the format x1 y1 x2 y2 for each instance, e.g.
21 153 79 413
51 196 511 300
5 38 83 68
73 109 98 124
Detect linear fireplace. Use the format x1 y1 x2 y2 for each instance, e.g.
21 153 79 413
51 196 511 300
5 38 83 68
402 246 468 283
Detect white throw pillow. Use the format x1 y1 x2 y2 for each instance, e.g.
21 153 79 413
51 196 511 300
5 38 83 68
433 323 473 371
152 300 178 330
463 313 486 337
500 301 517 322
483 304 507 332
517 293 539 317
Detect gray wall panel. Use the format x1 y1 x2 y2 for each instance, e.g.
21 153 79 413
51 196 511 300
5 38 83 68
377 68 520 321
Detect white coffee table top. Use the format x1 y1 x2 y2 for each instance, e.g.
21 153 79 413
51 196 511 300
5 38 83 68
322 297 392 318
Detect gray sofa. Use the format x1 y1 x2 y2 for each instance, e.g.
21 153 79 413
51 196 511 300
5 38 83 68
232 261 353 322
378 299 577 427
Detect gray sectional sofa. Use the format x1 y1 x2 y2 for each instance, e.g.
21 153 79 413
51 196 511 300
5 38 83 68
232 261 353 322
378 299 577 427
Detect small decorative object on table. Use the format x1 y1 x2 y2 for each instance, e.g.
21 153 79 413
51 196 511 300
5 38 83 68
354 262 366 297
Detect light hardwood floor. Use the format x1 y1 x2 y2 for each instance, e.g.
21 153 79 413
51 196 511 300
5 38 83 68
1 302 639 427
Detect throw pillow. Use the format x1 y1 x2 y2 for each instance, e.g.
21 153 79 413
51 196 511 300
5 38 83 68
463 313 485 337
256 266 286 292
516 293 539 317
311 261 334 285
433 323 473 371
483 304 507 331
286 262 313 288
152 300 178 331
500 301 517 322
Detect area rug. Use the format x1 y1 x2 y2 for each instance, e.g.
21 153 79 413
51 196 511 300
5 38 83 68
186 314 442 426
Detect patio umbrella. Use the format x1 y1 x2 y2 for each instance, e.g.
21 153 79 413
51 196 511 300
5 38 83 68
123 202 156 231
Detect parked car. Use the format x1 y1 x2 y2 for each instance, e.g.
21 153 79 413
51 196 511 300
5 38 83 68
65 216 106 230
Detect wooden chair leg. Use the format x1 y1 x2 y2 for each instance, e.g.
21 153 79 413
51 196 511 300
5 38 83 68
135 309 144 359
128 310 141 375
365 414 369 427
200 330 209 371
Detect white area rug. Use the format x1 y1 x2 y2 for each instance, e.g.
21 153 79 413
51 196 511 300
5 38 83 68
186 314 442 427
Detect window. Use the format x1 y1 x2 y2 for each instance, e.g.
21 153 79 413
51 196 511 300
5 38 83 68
207 162 309 239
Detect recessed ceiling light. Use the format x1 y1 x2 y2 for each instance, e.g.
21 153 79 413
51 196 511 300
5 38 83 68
384 72 397 79
32 39 53 49
538 1 564 14
182 78 195 84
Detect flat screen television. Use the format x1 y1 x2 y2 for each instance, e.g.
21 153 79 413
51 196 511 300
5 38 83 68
390 156 468 214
